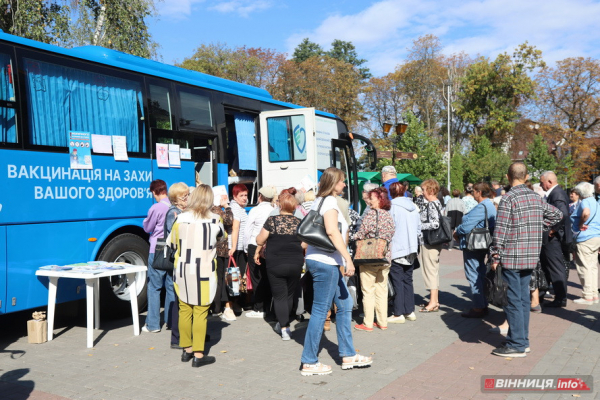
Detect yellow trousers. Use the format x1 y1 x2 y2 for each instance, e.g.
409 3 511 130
178 299 210 352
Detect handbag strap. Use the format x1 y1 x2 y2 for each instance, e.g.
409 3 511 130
482 202 489 229
228 255 238 269
163 207 178 239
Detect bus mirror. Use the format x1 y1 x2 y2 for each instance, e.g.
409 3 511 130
365 147 376 170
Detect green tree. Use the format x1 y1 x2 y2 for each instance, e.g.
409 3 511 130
464 135 512 183
326 39 371 79
524 133 557 181
292 38 324 63
70 0 158 59
456 42 545 146
378 112 445 182
449 150 465 192
0 0 70 45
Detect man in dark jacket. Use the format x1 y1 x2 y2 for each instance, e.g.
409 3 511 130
540 171 573 308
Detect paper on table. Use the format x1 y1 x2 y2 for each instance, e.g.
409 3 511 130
180 147 191 160
91 134 113 154
156 143 169 168
212 185 229 206
69 131 93 170
112 136 129 161
169 144 181 168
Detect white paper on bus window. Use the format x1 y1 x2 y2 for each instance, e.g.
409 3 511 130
180 147 191 160
91 134 113 154
315 116 338 170
156 143 169 168
212 185 229 206
169 144 181 168
69 131 93 170
112 136 129 161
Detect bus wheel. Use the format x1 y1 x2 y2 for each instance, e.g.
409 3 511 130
98 233 149 316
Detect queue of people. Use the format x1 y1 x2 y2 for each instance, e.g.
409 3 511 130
140 161 600 371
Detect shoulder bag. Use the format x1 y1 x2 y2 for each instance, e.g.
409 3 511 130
484 262 508 308
354 210 390 266
152 208 178 272
466 204 493 251
424 202 452 246
296 197 336 253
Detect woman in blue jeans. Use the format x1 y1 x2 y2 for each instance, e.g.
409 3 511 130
300 167 373 376
454 182 496 318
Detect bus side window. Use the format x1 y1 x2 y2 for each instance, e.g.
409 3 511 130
177 86 213 131
148 84 173 130
23 57 145 151
0 52 17 143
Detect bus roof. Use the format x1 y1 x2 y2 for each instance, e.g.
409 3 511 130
0 30 338 119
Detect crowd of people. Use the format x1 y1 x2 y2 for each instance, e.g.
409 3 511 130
140 161 600 372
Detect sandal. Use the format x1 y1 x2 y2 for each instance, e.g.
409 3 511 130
342 354 373 370
301 362 332 376
419 304 440 313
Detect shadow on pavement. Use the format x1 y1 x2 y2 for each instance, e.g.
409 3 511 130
0 368 34 400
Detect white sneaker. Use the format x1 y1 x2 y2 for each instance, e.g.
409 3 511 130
404 312 417 321
388 315 406 324
245 311 264 318
221 308 236 321
281 327 291 341
573 298 593 305
141 325 160 333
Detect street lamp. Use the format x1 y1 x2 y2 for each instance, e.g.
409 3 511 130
443 81 453 191
383 120 408 165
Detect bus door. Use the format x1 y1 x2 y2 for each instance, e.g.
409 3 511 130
0 227 5 314
332 139 359 211
259 108 317 192
192 134 215 187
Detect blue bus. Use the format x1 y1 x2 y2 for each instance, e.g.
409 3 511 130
0 30 376 314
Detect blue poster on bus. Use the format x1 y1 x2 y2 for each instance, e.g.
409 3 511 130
69 131 93 170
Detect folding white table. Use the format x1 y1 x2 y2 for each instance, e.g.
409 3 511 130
36 265 147 348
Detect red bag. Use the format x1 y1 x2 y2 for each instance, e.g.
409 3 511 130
245 266 253 291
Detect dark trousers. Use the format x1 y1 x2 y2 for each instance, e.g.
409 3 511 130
213 256 229 314
388 260 415 316
267 263 302 327
170 290 180 346
503 268 532 352
247 245 272 312
540 238 567 301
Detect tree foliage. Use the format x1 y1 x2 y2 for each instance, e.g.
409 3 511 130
378 112 445 182
361 70 405 141
292 38 370 80
0 0 70 46
70 0 158 59
271 56 363 130
177 43 286 90
524 133 557 181
463 135 512 183
456 43 545 146
449 150 465 192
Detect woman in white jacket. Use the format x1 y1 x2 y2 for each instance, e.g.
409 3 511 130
388 182 422 323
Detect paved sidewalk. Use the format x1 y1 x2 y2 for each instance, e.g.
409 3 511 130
1 250 598 400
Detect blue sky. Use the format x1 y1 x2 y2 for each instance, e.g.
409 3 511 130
150 0 600 77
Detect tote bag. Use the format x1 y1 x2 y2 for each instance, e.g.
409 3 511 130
424 202 452 246
484 263 508 308
296 197 336 252
152 208 179 272
466 205 493 251
354 210 390 266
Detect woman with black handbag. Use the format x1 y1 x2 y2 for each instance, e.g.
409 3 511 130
353 187 395 332
299 167 373 376
454 183 497 318
419 179 445 313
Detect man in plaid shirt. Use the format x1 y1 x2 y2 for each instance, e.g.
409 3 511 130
490 162 562 358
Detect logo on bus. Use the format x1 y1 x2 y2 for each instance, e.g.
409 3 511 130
294 124 306 154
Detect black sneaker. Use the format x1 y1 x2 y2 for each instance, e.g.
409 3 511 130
192 355 216 367
181 350 194 362
545 299 567 308
492 346 527 358
501 342 530 353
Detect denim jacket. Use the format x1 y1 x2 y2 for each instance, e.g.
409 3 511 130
455 198 497 250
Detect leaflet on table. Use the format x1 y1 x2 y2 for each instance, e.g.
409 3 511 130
112 136 129 161
38 262 126 273
69 131 93 170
